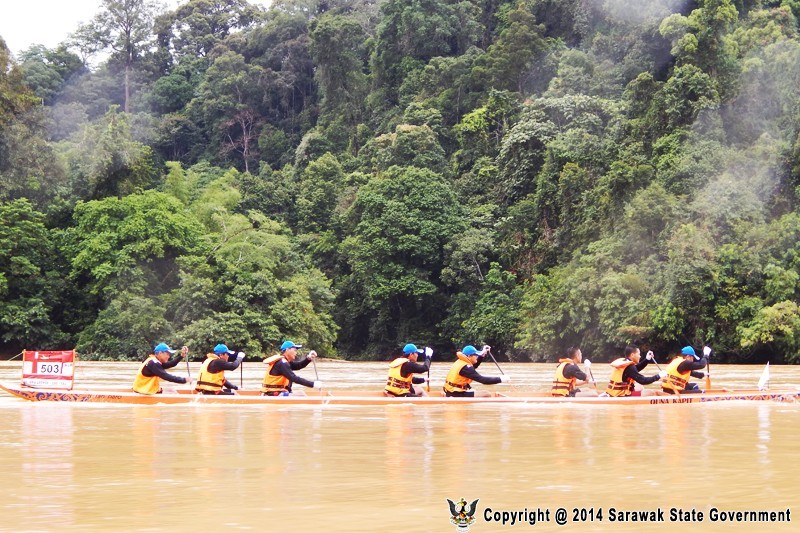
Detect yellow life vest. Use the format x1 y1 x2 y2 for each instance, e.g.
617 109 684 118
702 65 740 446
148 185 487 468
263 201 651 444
132 355 161 395
443 353 473 393
195 353 226 393
662 356 690 393
605 358 636 397
262 354 290 394
385 357 413 395
551 359 576 397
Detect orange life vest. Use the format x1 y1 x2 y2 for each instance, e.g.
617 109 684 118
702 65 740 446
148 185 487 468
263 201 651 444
551 359 576 397
195 353 226 393
662 356 690 393
262 354 290 394
132 355 161 395
605 358 636 397
443 353 473 393
385 358 413 395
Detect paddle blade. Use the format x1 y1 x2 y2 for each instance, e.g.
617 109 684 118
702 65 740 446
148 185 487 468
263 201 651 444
757 362 770 391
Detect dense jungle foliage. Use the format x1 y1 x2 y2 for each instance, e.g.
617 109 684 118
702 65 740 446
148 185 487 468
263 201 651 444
2 0 800 362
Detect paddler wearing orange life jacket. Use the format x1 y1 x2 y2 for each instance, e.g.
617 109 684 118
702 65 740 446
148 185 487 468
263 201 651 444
661 346 710 394
384 343 432 397
443 345 509 397
551 346 597 397
602 345 665 397
132 343 190 395
261 340 321 396
195 343 244 395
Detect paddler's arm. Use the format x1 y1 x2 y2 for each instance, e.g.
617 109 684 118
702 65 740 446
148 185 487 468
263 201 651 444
274 359 315 388
460 365 502 385
400 357 431 378
565 364 589 385
678 357 707 377
623 365 660 385
162 354 183 369
290 358 312 370
209 358 242 372
145 361 189 384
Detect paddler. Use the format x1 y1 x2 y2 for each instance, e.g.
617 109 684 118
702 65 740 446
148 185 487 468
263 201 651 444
443 345 509 397
261 340 321 396
661 346 710 394
384 343 432 397
132 343 191 394
195 343 244 395
602 345 666 397
551 346 597 397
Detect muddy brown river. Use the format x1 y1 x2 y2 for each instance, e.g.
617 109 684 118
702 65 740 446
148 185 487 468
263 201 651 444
0 360 797 532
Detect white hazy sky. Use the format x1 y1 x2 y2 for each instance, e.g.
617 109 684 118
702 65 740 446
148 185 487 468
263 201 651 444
0 0 271 59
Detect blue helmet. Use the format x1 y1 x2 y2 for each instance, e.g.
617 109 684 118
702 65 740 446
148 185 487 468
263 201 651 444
403 343 423 355
680 346 699 360
154 343 175 354
213 344 234 355
280 340 303 352
462 345 479 356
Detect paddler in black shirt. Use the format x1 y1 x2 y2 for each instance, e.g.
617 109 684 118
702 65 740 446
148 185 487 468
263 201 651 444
384 343 432 397
261 340 321 396
602 345 665 397
132 343 190 394
661 346 710 394
443 344 509 397
195 343 244 395
551 346 597 397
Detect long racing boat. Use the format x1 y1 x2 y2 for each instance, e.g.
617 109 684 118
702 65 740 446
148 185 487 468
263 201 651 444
1 382 798 405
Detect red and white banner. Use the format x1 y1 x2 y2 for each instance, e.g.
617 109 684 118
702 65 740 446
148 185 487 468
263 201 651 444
22 350 75 390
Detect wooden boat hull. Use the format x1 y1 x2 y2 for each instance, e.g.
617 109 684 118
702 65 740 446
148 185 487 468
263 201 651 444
1 383 798 405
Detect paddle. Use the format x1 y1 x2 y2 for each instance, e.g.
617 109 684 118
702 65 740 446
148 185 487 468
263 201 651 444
703 346 712 390
181 346 191 391
310 351 319 380
583 359 598 391
426 365 430 393
424 346 432 393
231 350 245 394
646 350 663 371
483 346 505 375
309 350 322 394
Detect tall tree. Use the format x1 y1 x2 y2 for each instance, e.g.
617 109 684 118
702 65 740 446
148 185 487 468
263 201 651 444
0 200 67 349
74 0 162 112
309 14 368 126
339 166 466 354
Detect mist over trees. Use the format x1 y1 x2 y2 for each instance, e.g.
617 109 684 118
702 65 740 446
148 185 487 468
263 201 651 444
2 0 800 363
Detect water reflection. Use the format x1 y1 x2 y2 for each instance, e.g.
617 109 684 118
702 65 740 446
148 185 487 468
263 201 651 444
21 406 76 529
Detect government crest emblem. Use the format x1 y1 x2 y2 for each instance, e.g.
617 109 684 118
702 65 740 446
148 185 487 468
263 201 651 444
446 497 479 532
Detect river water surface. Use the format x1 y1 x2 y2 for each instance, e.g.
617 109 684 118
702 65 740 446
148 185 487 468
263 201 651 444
0 360 798 532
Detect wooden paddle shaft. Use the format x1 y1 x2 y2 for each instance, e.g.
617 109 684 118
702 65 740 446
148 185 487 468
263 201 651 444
487 350 505 375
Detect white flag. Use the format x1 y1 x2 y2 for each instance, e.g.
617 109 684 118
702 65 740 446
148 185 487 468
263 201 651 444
757 362 770 391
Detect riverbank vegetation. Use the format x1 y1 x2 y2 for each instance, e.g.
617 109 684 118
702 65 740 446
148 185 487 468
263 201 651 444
2 0 800 362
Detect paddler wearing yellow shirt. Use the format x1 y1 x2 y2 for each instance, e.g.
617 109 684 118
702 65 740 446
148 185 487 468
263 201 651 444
443 345 509 397
384 343 432 397
132 343 190 395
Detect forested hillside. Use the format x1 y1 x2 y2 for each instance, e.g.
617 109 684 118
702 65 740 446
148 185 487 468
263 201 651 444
2 0 800 362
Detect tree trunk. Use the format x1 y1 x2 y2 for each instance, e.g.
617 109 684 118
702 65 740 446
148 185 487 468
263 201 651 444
124 63 130 113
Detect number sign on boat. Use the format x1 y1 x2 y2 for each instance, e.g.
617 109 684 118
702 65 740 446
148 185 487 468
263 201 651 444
21 350 75 390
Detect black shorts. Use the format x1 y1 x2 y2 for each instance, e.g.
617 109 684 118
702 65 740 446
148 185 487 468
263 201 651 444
444 390 475 397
